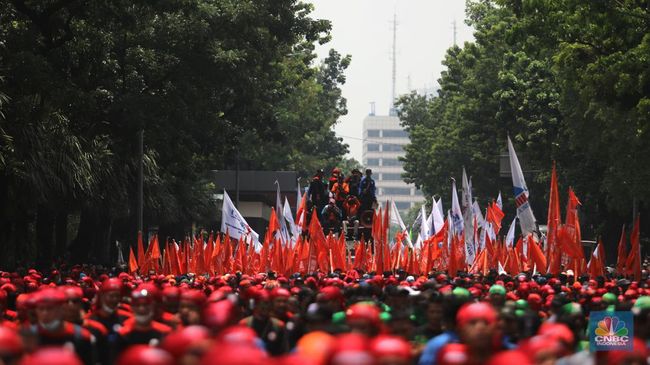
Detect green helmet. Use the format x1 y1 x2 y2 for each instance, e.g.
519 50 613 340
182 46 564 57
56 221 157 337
452 287 471 299
633 296 650 311
489 285 506 296
602 292 617 305
561 302 583 316
515 299 529 310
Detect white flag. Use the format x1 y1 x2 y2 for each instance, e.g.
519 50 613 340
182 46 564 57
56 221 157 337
471 201 485 229
419 204 429 242
275 181 290 245
221 190 261 251
429 198 443 236
498 261 507 275
451 180 464 237
496 191 503 210
461 168 474 254
505 216 517 248
390 200 412 248
452 179 473 264
507 136 536 235
283 197 299 247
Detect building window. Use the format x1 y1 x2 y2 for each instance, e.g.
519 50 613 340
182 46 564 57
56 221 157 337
367 143 380 152
382 158 402 167
367 129 380 138
366 158 380 166
381 173 403 181
382 187 412 195
382 144 404 152
395 202 412 210
382 130 409 138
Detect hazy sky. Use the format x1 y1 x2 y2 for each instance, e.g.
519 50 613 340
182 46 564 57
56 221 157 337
307 0 474 162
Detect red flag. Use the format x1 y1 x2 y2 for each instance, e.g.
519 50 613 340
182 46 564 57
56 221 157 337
296 192 308 231
626 215 641 281
588 241 605 278
129 246 138 273
355 237 366 270
565 188 583 260
486 203 505 235
616 225 627 274
528 236 548 274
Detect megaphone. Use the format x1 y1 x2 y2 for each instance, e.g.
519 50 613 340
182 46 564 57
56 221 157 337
360 210 374 228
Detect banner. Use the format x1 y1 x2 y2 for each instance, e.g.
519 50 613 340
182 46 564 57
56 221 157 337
221 190 261 251
507 136 537 235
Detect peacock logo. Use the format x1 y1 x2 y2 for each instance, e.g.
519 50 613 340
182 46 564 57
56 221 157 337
590 311 633 351
595 316 628 337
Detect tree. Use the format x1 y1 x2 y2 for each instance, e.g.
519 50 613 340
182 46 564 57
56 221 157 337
0 0 351 266
397 0 649 256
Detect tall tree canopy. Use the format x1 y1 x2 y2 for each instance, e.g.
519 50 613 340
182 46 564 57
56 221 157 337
397 0 649 257
0 0 351 266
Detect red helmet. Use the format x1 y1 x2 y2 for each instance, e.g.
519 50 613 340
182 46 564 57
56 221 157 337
33 288 66 306
271 287 290 299
61 286 84 301
369 335 411 361
101 278 123 293
116 345 174 365
345 303 381 327
160 325 210 359
20 347 83 365
436 344 469 365
203 300 238 331
605 337 648 363
217 325 259 347
131 283 160 305
180 289 207 307
162 287 181 302
328 333 374 365
485 350 532 365
0 326 23 358
200 343 266 365
456 302 497 328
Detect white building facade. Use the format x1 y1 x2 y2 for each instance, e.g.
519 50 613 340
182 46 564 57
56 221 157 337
362 114 423 212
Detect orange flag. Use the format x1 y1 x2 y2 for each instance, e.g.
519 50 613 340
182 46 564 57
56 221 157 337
486 203 505 235
308 210 326 271
547 162 561 274
616 225 627 274
355 237 366 270
129 246 138 273
528 236 548 274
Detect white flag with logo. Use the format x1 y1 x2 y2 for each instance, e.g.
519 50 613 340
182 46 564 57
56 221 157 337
507 136 536 235
221 190 261 251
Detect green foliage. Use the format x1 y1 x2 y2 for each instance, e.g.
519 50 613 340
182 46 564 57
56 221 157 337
0 0 349 265
398 0 650 244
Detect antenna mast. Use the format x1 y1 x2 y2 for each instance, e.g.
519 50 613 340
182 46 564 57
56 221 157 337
453 19 457 46
390 13 398 116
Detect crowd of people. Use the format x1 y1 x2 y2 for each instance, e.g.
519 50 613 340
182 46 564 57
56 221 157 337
0 263 648 365
307 167 376 235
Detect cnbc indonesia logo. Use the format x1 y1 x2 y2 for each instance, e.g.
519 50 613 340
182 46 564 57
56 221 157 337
593 316 629 347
